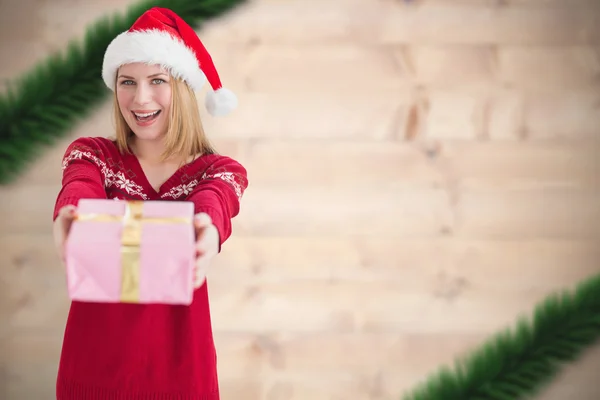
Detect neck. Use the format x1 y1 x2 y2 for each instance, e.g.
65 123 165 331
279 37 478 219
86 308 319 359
130 136 195 167
130 137 167 164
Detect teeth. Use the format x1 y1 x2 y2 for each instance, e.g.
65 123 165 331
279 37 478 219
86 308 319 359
134 111 159 117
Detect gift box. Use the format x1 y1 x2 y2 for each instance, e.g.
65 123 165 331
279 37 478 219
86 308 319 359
64 199 196 305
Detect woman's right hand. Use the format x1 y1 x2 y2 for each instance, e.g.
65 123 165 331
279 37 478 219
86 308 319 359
53 205 77 264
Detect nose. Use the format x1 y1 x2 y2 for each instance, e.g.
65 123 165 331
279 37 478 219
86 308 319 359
133 82 152 105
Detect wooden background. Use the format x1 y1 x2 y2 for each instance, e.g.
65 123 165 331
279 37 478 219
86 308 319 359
1 0 600 398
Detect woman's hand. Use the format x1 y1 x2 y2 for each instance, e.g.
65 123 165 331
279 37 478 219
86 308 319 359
193 212 219 288
53 205 77 264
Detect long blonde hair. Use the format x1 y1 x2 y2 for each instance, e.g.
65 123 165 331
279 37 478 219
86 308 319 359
113 74 216 162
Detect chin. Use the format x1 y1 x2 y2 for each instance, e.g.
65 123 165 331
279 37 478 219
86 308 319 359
126 116 167 141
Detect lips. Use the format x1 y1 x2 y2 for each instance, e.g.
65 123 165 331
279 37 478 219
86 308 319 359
132 110 161 122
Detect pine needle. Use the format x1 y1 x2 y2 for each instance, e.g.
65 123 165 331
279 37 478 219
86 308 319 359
0 0 247 185
401 272 600 400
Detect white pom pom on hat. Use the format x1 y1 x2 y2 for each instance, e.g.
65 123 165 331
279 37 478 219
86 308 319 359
102 7 237 117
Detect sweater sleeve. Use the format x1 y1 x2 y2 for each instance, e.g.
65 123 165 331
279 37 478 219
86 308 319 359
53 138 108 220
187 156 249 250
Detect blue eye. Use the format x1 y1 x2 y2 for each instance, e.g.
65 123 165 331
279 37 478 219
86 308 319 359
118 78 166 86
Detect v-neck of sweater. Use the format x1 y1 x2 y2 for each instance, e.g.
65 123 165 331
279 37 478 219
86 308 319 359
124 146 206 199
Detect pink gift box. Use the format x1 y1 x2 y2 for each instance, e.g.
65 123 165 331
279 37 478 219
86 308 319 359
64 199 196 305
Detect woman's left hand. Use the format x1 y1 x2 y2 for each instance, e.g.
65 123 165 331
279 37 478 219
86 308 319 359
193 213 220 288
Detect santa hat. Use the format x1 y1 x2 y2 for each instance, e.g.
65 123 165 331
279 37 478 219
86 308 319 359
102 7 237 117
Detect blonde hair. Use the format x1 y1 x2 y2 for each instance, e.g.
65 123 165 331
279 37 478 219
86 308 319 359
113 74 216 162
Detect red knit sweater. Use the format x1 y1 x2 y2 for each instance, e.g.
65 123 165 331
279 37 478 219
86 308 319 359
52 137 248 400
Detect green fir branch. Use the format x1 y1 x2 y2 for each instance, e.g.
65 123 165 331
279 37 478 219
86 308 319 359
0 0 247 185
401 272 600 400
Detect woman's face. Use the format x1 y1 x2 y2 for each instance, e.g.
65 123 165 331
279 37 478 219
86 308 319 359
116 62 172 142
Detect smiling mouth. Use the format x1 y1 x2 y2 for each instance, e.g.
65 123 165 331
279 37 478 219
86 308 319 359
132 110 161 122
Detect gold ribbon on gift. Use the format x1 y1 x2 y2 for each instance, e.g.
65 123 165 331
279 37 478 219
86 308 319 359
76 201 191 303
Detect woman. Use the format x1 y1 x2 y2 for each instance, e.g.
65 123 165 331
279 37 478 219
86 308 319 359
52 7 248 399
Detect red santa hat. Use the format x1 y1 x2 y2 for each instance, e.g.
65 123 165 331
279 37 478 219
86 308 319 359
102 7 237 117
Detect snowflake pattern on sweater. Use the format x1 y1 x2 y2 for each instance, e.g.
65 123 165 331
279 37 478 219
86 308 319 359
61 146 246 202
62 148 149 199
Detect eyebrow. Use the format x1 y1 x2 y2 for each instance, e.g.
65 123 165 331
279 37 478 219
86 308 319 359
117 73 167 79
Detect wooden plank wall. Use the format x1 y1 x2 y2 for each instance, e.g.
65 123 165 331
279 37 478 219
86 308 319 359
1 0 599 399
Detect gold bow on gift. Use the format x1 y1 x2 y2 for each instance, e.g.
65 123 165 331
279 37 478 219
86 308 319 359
76 201 191 303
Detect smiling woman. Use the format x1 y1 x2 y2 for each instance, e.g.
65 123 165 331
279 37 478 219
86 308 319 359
50 6 248 400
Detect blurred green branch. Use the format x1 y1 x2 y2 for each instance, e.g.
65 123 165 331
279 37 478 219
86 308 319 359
401 272 600 400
